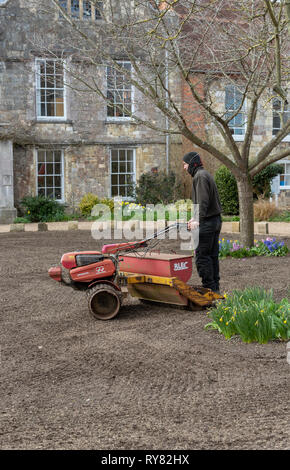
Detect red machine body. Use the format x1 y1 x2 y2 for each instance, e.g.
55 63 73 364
70 258 116 283
119 252 192 283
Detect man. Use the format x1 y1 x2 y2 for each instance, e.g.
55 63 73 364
183 151 222 293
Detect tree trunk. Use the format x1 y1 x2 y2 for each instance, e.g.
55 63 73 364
237 176 254 247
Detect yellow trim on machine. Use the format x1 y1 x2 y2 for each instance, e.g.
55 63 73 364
120 272 176 287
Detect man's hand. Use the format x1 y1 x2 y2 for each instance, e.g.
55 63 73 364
187 218 199 230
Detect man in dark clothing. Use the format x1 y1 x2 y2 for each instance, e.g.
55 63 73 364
183 151 222 293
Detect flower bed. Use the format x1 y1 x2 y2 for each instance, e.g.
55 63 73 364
219 237 288 258
205 287 290 343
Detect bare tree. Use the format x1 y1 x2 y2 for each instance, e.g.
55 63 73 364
39 0 289 245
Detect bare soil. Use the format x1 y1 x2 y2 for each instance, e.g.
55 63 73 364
0 231 289 450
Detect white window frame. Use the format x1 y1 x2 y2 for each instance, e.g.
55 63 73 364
36 149 65 202
35 58 67 121
58 0 103 21
225 85 246 141
106 61 134 121
277 159 290 190
272 98 290 142
110 148 136 199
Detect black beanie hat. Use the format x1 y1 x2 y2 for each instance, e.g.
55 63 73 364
183 151 201 165
183 151 203 176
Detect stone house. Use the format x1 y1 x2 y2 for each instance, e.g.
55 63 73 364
0 0 184 223
0 0 289 223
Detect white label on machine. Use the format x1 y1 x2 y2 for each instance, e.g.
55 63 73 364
173 262 189 271
96 266 105 273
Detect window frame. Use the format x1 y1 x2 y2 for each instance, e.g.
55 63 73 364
57 0 103 21
272 98 290 142
110 148 136 199
36 149 65 202
225 84 246 141
35 58 67 121
277 159 290 190
106 61 134 121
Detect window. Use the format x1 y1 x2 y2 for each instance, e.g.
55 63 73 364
58 0 102 20
58 0 67 11
83 0 91 20
278 161 290 189
0 0 11 7
107 62 132 119
272 98 290 139
95 1 103 19
111 149 135 198
36 59 65 119
37 150 64 201
225 85 246 138
71 0 80 18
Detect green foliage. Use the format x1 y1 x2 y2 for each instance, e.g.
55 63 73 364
205 287 290 343
13 217 31 224
214 165 239 215
269 210 290 222
134 171 183 205
218 237 288 259
79 193 101 217
252 164 283 198
20 195 65 222
215 164 284 215
79 193 116 218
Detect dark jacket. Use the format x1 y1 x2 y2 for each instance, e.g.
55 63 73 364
192 167 222 222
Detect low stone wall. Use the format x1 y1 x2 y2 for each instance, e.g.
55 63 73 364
1 220 289 237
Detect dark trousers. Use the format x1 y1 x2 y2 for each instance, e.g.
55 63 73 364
195 215 221 292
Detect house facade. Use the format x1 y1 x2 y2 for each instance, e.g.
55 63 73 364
0 0 183 223
0 0 289 223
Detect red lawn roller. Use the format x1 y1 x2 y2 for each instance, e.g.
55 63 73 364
49 223 223 320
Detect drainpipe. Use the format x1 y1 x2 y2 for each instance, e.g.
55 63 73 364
165 48 170 175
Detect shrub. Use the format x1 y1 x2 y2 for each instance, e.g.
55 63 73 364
214 165 239 215
20 195 65 222
174 199 194 211
79 193 101 217
254 199 280 221
252 164 283 199
205 287 290 343
215 164 284 215
14 217 30 224
135 171 183 205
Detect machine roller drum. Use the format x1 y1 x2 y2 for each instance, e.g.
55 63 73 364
88 284 121 320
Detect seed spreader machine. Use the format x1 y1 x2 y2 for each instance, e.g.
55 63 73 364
48 223 223 320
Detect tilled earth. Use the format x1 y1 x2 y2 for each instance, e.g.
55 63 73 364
0 230 289 450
